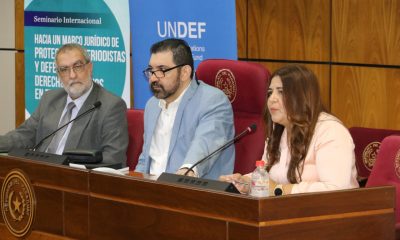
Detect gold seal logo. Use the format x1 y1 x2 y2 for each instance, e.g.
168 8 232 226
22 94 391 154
215 69 237 103
362 141 381 171
395 149 400 179
1 169 36 238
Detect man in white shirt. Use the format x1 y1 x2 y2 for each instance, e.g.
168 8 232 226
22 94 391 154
135 38 235 180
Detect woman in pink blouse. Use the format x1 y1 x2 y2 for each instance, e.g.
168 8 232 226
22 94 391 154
220 64 359 195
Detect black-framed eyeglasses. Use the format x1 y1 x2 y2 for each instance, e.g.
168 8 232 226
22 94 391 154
143 64 186 79
57 61 89 76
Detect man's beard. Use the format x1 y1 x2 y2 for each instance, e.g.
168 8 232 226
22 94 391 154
63 77 91 99
150 75 180 100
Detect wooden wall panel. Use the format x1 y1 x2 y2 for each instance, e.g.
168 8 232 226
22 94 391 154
15 0 25 126
15 52 25 126
15 0 24 50
248 0 330 61
332 0 400 65
331 66 400 129
258 62 331 109
236 0 247 58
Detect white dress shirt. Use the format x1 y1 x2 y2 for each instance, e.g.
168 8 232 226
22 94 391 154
149 83 191 175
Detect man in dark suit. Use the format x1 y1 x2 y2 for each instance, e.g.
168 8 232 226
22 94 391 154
0 43 128 167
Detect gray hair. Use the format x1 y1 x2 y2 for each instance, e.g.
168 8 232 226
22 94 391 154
55 43 91 64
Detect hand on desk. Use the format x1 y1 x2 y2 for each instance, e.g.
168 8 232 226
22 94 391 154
219 173 251 194
176 168 196 177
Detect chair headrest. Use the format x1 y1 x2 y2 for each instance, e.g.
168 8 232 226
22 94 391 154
349 127 400 178
367 135 400 184
196 59 270 115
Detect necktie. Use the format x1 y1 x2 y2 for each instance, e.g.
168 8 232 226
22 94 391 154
47 102 76 154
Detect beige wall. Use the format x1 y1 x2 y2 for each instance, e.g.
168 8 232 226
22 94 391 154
0 0 16 134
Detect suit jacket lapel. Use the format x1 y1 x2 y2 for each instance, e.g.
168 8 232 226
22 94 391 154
144 100 161 172
64 83 100 150
146 104 161 144
167 81 198 159
40 94 68 151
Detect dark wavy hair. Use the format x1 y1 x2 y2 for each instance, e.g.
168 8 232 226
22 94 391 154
264 64 327 183
150 38 194 79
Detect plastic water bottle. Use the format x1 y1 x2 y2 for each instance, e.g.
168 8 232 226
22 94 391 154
250 160 269 197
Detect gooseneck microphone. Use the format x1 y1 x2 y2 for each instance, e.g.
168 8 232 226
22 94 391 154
184 124 257 176
31 101 102 151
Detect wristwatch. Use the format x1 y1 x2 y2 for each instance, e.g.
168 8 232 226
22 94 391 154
274 184 284 196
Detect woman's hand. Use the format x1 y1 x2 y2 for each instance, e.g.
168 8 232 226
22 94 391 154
219 173 251 194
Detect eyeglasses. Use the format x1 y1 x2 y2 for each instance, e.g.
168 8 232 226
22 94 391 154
57 62 89 76
143 64 186 79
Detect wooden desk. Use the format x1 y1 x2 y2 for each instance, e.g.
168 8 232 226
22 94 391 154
0 155 395 239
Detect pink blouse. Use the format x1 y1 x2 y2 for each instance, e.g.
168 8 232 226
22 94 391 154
263 112 359 194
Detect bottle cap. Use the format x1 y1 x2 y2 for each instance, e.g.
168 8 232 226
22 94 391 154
255 160 265 167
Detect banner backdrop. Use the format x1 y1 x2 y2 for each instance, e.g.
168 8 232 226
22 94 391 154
130 0 237 109
24 0 130 117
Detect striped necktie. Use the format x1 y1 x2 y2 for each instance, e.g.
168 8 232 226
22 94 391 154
47 102 76 154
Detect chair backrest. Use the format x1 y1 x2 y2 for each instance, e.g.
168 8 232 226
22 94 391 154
366 135 400 228
196 59 270 174
126 109 144 170
349 127 400 180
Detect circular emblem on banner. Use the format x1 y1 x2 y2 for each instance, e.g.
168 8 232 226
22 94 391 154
362 142 381 171
1 169 36 238
395 149 400 179
215 69 237 103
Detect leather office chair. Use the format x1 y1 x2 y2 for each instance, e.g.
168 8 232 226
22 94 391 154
366 135 400 235
126 109 144 170
196 59 270 174
349 127 400 186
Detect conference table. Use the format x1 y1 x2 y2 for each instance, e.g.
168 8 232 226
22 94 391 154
0 154 395 239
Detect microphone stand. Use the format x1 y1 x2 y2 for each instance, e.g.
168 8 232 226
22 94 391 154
157 124 256 194
7 101 101 166
31 101 101 151
184 124 256 176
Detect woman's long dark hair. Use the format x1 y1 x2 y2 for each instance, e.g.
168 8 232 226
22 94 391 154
264 64 327 183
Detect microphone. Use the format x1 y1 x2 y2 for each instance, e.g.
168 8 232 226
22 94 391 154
184 124 257 176
31 101 102 151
